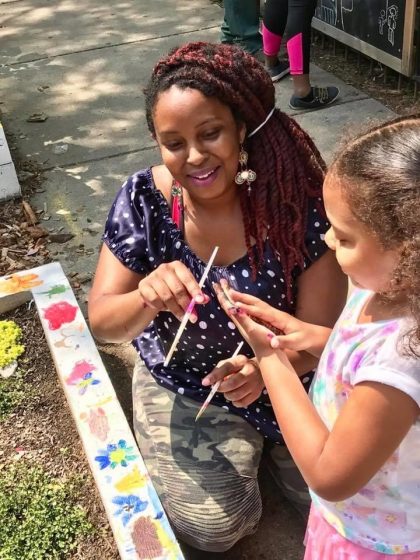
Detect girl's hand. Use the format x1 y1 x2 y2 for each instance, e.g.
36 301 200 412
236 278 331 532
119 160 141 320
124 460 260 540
216 281 330 357
201 355 264 407
213 281 276 357
138 261 209 322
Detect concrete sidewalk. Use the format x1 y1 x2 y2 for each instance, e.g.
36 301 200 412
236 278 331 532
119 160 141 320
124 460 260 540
0 1 395 558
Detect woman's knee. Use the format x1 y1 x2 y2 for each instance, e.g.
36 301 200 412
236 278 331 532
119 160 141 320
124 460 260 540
168 487 262 552
163 471 262 552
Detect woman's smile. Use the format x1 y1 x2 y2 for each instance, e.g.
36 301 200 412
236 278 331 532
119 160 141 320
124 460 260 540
187 165 221 187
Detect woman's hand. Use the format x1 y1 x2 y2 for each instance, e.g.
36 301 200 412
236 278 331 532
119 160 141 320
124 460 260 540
138 261 209 322
215 280 331 358
201 355 264 407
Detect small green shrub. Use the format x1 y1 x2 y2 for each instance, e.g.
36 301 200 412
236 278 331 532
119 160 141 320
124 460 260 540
0 462 93 560
0 372 26 421
0 321 25 369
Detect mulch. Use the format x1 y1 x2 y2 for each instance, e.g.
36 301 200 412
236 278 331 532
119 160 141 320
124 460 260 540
0 303 119 560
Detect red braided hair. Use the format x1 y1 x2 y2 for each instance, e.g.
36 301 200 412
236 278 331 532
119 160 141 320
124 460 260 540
144 42 327 303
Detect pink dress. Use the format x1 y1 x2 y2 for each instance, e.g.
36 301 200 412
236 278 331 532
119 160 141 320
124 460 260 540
304 506 420 560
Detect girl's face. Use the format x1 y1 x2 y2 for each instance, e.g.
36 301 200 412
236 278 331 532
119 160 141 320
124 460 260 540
153 85 246 200
323 173 400 293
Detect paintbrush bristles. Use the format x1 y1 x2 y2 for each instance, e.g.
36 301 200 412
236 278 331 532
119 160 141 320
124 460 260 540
195 341 244 421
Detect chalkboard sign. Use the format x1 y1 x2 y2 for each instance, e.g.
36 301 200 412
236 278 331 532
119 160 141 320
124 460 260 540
312 1 417 76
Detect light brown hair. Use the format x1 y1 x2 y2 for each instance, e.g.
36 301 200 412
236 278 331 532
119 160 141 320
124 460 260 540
331 115 420 356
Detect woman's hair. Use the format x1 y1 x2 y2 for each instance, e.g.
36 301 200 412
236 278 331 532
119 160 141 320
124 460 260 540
331 115 420 356
144 42 326 303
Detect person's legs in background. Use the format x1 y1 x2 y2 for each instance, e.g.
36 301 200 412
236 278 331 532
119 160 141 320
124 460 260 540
262 0 291 81
263 0 339 109
286 0 339 109
221 0 262 56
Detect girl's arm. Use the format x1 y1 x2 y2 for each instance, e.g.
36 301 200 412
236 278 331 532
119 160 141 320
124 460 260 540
201 250 345 401
228 250 346 366
216 286 419 502
258 350 418 501
88 245 205 343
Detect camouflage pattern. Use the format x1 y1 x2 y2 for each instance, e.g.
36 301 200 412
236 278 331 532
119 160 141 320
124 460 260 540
133 360 309 551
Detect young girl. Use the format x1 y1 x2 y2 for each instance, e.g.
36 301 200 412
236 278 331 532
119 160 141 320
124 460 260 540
212 115 420 558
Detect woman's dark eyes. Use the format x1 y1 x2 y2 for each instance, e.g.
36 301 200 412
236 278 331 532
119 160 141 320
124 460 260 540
164 129 221 150
202 129 221 139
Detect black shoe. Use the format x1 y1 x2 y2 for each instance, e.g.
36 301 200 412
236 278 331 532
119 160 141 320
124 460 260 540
289 86 339 111
266 59 290 82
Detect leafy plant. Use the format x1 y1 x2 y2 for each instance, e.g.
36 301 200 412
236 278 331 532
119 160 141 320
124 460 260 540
0 321 25 369
0 462 93 560
0 372 26 421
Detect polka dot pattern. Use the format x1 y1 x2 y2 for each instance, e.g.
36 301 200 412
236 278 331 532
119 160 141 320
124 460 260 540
103 168 327 443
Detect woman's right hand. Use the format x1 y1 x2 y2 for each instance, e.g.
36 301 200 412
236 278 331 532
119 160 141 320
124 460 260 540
138 260 209 322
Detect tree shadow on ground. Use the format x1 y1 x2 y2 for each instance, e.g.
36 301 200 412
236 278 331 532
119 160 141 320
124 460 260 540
97 342 136 428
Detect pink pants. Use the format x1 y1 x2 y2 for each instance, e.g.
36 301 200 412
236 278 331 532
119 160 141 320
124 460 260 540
304 505 420 559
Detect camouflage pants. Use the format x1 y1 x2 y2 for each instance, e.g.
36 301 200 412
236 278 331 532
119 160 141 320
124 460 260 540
133 360 309 553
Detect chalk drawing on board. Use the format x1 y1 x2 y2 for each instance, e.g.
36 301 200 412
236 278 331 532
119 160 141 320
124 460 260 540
378 1 398 46
316 0 338 26
341 0 354 33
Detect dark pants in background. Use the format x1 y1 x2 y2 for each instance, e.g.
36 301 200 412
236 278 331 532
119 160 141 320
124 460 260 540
221 0 262 54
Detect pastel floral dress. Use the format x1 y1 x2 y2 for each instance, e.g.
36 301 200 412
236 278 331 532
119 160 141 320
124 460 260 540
306 289 420 558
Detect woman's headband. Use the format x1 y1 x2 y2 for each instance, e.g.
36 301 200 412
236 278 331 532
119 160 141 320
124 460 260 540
247 107 276 138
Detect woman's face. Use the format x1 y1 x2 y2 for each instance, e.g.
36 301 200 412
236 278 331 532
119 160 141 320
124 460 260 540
153 85 246 200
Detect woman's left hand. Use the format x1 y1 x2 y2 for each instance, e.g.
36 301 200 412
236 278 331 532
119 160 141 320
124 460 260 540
201 355 264 407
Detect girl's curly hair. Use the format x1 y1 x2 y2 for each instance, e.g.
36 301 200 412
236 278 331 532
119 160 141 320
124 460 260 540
331 114 420 356
144 42 326 303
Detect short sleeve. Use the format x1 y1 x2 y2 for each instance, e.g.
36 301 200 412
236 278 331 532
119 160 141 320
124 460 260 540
353 324 420 407
102 171 150 275
303 196 330 266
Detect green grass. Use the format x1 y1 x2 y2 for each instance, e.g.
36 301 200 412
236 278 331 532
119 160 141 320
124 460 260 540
0 372 26 421
0 462 94 560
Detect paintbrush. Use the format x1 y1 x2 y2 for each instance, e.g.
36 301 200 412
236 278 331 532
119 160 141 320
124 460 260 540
195 340 244 421
163 246 219 367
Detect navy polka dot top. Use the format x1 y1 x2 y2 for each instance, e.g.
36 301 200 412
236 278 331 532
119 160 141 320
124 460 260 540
103 168 330 444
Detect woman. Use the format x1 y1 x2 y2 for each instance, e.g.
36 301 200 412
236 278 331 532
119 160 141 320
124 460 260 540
88 42 347 552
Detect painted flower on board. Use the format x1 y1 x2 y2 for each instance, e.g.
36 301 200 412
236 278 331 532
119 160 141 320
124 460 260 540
112 494 148 526
95 439 137 470
76 371 100 395
0 273 43 294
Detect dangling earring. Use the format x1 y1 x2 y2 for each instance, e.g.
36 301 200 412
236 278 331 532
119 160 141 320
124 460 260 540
171 180 182 198
235 146 256 196
171 179 184 231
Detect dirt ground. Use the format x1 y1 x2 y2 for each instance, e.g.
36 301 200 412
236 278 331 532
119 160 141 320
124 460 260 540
311 32 420 116
0 304 120 560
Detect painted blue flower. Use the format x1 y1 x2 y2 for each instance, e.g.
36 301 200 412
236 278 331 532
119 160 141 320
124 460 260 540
94 439 137 470
77 371 100 395
112 494 148 526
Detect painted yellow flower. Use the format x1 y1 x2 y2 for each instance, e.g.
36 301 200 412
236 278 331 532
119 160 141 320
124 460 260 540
0 273 43 294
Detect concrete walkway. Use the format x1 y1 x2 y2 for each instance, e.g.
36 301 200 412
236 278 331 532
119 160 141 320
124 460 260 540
0 1 395 558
